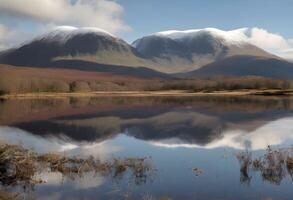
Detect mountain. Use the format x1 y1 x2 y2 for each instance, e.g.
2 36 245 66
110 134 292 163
0 26 140 66
0 26 168 78
133 28 277 73
0 26 292 79
178 55 293 79
0 27 279 74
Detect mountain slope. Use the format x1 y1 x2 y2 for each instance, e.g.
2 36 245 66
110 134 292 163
133 28 277 73
0 26 142 67
179 55 293 79
45 60 169 78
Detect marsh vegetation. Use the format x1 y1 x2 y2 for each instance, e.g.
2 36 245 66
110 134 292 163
237 146 293 185
0 142 156 199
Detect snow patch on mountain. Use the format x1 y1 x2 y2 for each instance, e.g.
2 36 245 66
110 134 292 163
149 28 251 46
34 26 116 43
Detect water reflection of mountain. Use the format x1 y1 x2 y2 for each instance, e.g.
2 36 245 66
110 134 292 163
1 96 293 125
2 96 292 149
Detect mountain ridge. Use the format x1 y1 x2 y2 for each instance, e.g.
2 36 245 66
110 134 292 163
0 26 292 79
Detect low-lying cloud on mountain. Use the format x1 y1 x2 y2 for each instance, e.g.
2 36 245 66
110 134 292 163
246 28 293 60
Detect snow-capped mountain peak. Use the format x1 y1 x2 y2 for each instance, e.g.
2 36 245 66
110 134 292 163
152 28 250 46
35 26 116 43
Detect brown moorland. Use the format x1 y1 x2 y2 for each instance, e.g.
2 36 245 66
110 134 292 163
1 64 293 96
0 64 155 94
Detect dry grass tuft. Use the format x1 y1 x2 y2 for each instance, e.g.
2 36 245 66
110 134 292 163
141 194 172 200
236 146 293 185
0 143 156 188
0 143 38 185
0 190 20 200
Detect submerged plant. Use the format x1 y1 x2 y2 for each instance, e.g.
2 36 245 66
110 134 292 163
0 190 20 200
236 151 252 184
192 167 203 176
0 143 156 188
0 143 39 186
236 146 293 185
141 194 172 200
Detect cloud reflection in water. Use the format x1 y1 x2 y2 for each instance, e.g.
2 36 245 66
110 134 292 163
148 117 293 150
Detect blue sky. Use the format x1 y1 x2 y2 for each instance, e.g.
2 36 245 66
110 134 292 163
0 0 292 59
117 0 293 42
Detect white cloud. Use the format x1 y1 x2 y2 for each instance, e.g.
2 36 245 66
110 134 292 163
0 126 122 160
247 28 290 50
0 0 130 33
0 24 33 50
0 24 15 50
245 27 293 60
277 49 293 61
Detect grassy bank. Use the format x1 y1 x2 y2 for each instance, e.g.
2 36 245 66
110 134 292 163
1 89 293 99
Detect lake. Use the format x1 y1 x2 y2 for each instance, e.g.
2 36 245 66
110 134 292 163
0 96 293 200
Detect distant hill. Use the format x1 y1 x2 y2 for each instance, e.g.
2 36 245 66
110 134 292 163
133 28 277 73
178 56 293 80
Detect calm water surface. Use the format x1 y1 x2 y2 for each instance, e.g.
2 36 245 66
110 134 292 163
0 96 293 200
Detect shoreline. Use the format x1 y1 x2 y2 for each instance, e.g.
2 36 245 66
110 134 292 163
1 89 293 99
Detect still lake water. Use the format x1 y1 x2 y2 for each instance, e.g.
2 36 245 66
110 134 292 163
0 96 293 200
